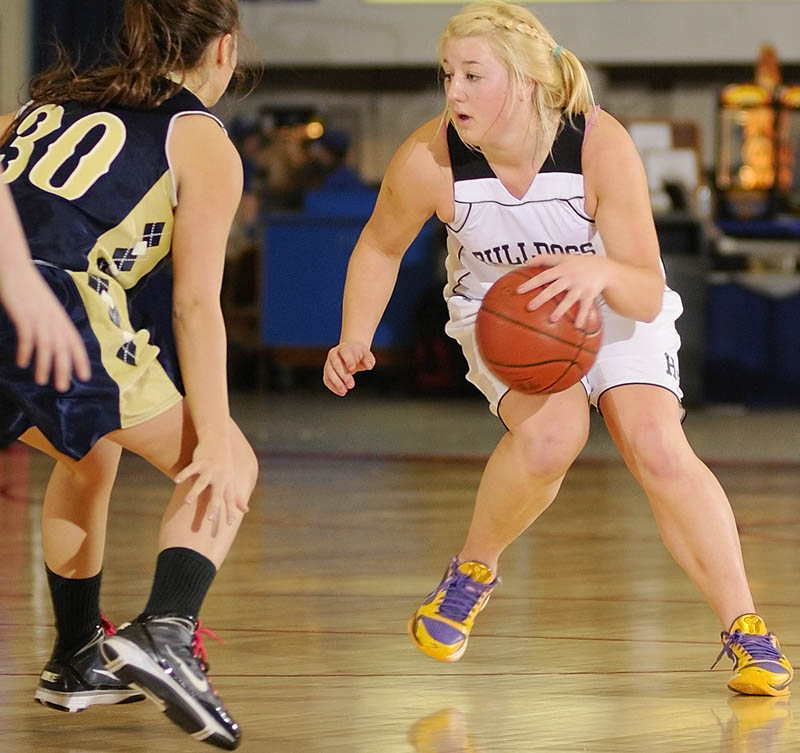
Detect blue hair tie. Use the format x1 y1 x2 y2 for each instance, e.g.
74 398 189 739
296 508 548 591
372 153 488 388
553 44 563 60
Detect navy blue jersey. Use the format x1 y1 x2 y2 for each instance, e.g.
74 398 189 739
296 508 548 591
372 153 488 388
0 88 225 458
2 89 218 276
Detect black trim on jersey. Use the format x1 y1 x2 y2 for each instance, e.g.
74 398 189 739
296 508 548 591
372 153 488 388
564 198 595 223
594 383 684 418
454 195 587 209
154 87 209 116
451 262 472 297
447 114 586 183
449 286 476 301
452 194 595 223
445 203 472 234
495 389 512 429
447 125 494 182
540 115 585 175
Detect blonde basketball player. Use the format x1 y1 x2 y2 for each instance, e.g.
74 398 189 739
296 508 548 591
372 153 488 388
324 0 792 697
0 0 257 747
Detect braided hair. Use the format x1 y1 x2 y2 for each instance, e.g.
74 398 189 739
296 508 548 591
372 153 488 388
438 0 594 147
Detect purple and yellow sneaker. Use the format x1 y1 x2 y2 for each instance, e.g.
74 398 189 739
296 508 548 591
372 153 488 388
409 557 499 662
712 613 793 696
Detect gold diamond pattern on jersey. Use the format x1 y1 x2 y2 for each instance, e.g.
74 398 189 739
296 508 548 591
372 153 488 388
75 171 182 429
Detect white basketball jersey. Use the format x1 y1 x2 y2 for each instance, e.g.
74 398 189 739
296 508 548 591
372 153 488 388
441 115 685 413
443 115 604 332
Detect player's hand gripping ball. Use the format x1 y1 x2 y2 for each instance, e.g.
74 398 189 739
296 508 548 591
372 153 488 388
476 266 603 395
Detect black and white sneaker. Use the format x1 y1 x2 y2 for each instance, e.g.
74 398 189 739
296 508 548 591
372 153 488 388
34 620 145 712
100 615 241 750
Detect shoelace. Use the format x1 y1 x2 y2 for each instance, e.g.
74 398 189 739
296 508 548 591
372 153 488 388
191 621 222 675
711 630 781 669
438 572 493 622
100 613 117 636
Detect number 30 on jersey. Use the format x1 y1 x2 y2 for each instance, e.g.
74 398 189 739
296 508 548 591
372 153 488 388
1 104 126 201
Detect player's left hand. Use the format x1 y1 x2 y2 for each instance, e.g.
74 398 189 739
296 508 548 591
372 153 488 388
517 254 608 328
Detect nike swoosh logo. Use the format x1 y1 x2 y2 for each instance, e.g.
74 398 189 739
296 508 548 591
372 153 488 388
165 646 209 694
94 669 121 681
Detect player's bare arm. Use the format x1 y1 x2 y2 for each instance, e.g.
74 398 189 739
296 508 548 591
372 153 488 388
525 111 664 324
169 114 248 522
581 110 664 321
341 115 450 344
525 110 664 325
324 117 450 396
0 111 14 143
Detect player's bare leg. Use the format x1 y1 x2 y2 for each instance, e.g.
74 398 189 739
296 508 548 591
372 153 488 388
19 430 141 711
105 400 257 567
409 383 589 662
20 431 122 578
100 400 257 748
599 384 752 625
459 382 590 571
600 384 792 696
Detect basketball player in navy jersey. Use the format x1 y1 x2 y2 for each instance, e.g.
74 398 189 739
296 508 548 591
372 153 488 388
0 0 257 747
0 178 90 390
324 0 792 697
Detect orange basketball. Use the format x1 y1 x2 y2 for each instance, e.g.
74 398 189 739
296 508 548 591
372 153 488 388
475 266 603 395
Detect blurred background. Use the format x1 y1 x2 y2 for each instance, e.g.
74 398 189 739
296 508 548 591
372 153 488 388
3 0 800 409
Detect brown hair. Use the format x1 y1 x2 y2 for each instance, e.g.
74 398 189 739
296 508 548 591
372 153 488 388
438 0 594 148
26 0 242 111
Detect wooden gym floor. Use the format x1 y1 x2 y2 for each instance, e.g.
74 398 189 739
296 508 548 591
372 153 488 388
1 389 799 752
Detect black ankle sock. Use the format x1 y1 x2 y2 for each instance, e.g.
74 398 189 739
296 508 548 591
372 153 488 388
139 547 217 620
45 565 102 651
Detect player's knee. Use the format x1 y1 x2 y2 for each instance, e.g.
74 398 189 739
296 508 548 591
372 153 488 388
627 422 686 480
237 440 259 499
246 445 259 493
512 423 585 479
68 442 121 488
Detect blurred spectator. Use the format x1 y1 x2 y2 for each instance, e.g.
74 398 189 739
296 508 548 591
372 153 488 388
223 120 267 356
236 124 268 197
305 129 367 191
261 121 315 211
225 122 265 264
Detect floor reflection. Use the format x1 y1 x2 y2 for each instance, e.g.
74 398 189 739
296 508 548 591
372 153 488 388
408 708 479 753
719 695 792 753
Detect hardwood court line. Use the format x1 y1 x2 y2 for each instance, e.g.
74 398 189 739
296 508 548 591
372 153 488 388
0 625 733 647
166 626 733 647
255 447 800 471
6 592 779 609
122 668 739 679
4 619 795 647
0 668 764 679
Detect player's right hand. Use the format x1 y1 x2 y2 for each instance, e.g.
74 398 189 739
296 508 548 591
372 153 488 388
323 341 376 396
4 268 91 392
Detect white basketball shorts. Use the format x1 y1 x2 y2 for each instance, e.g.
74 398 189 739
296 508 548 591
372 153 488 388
445 287 684 416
